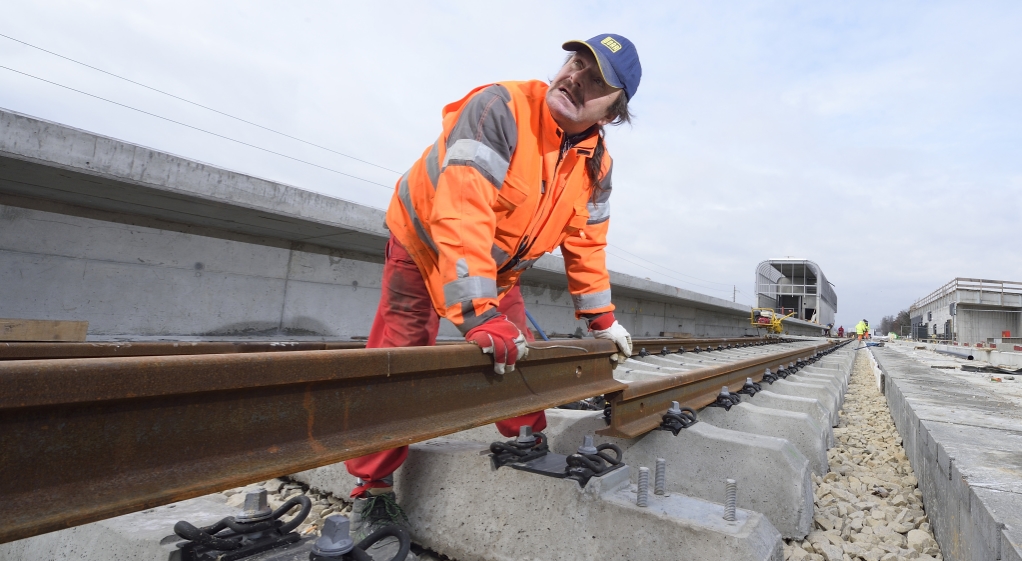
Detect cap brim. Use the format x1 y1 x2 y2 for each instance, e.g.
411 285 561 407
561 39 625 91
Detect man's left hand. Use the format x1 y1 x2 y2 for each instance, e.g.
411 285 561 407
587 312 633 357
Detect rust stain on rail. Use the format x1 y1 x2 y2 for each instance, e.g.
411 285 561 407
303 384 326 455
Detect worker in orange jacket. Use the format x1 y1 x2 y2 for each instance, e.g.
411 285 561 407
347 34 641 539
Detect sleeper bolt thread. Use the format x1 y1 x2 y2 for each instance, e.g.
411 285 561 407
637 467 650 507
654 458 667 495
724 478 737 521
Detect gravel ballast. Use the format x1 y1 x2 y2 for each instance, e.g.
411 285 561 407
784 350 943 561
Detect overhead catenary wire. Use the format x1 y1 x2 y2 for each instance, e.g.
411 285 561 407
0 64 396 192
0 32 403 176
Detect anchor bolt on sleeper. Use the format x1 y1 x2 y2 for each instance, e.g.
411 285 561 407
724 478 737 522
654 458 667 495
637 467 650 507
577 435 598 456
311 515 354 557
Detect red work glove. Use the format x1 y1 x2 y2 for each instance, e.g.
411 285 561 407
465 314 528 375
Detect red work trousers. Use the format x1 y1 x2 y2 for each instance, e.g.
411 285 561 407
345 236 546 497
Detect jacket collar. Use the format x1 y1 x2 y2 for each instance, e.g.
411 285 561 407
562 126 599 152
536 83 600 154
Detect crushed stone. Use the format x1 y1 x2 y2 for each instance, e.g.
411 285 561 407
784 350 942 561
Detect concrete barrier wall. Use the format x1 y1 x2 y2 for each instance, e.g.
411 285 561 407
0 198 386 339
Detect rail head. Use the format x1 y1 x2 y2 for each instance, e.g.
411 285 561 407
599 340 841 438
0 340 616 410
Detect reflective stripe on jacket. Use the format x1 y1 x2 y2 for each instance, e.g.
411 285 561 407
855 321 866 335
384 80 615 333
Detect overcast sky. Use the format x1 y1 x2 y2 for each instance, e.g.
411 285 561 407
2 1 1020 329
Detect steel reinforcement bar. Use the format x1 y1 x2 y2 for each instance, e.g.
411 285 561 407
0 336 826 544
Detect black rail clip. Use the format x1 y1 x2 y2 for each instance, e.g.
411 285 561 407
489 428 625 488
565 436 626 487
172 489 311 561
659 346 670 356
707 386 741 411
736 377 762 397
659 400 698 435
762 367 778 384
489 425 549 470
637 347 650 357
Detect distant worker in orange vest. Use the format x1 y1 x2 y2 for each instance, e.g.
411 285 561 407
346 34 642 540
837 326 844 338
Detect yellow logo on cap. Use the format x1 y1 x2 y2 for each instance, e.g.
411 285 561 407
601 37 623 53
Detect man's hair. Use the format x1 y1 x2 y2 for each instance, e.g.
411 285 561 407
587 93 630 197
605 92 633 126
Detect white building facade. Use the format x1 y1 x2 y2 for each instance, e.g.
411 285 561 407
909 278 1022 345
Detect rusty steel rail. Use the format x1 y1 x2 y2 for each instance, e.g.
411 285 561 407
0 340 366 360
0 336 773 361
599 339 843 438
0 340 624 544
0 334 815 544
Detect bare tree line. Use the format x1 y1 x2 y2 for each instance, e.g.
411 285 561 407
879 309 912 336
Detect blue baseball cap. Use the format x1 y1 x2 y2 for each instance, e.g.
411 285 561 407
562 34 642 100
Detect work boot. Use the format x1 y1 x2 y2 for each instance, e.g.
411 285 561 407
350 490 407 539
349 490 414 560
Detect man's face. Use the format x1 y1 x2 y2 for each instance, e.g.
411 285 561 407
546 49 624 135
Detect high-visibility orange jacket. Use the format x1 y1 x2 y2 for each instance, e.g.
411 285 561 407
385 80 615 333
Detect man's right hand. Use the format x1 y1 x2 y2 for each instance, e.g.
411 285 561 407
465 314 528 375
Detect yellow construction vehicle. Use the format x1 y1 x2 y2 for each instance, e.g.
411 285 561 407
750 308 796 334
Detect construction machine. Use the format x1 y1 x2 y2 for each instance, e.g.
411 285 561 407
750 308 796 334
